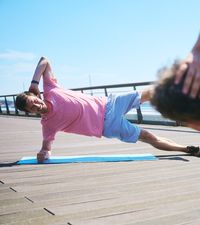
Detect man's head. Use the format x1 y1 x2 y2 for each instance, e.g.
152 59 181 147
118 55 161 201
16 92 48 114
150 60 200 130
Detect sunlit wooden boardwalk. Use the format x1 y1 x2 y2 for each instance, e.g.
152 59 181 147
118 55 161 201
0 116 200 225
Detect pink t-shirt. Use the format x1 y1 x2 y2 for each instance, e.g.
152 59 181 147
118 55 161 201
41 76 107 141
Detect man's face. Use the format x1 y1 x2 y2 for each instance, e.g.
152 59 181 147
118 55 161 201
25 95 47 114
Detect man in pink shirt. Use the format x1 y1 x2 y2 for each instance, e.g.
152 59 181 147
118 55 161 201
16 57 199 163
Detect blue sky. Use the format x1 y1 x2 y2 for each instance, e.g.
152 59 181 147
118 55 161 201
0 0 199 95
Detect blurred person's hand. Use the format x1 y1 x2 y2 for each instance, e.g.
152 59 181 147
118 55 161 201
175 34 200 98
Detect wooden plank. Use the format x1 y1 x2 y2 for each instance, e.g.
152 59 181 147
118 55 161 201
1 117 200 225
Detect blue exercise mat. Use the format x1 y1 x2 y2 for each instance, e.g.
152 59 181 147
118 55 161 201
17 154 157 164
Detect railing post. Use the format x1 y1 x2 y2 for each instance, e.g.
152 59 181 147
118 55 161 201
13 96 18 115
4 97 10 115
104 88 108 97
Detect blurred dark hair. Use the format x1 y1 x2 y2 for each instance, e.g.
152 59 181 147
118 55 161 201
150 60 200 122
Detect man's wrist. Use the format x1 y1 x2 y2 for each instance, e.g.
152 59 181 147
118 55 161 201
31 80 39 85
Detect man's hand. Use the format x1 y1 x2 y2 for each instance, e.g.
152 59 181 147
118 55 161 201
29 83 41 98
37 140 52 163
37 150 51 163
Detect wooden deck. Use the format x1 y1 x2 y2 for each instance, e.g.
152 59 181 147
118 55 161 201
0 116 200 225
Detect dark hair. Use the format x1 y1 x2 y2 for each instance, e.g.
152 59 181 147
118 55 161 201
15 91 36 112
150 60 200 122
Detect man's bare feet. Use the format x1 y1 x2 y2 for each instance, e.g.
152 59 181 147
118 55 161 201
37 151 51 163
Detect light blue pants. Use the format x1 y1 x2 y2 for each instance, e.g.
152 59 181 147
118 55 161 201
103 91 141 143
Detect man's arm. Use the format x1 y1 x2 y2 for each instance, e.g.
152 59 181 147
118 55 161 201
175 33 200 98
41 140 52 151
29 57 54 97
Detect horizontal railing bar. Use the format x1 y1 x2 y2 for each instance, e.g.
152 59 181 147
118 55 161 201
0 81 153 98
0 81 179 127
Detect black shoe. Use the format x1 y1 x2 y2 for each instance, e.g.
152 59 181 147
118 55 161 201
187 146 200 157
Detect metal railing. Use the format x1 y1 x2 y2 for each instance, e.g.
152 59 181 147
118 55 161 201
0 81 177 126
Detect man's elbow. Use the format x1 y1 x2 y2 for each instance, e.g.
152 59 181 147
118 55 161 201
40 56 49 63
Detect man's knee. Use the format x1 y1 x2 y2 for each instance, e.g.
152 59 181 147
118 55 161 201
139 129 158 143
